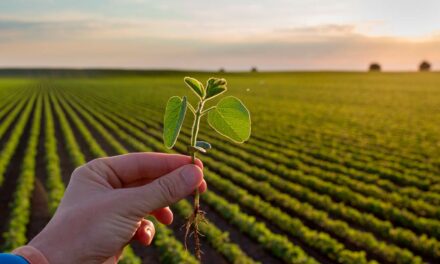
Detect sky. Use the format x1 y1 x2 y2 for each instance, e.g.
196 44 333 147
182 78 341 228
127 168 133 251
0 0 439 71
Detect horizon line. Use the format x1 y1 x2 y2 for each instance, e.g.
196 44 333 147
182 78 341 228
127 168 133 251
0 67 437 74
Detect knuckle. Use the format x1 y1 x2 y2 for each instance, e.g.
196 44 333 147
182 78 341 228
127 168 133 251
71 165 87 180
157 177 178 204
87 158 105 169
71 158 107 183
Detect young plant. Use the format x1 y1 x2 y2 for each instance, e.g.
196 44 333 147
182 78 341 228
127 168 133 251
163 76 251 260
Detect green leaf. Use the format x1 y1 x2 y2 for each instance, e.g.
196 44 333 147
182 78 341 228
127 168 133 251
163 96 187 148
208 96 251 143
196 141 212 150
205 78 227 99
184 77 205 99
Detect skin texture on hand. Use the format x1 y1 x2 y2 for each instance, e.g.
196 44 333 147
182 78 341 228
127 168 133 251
28 153 206 264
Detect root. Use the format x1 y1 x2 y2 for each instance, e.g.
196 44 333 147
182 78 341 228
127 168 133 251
184 204 206 261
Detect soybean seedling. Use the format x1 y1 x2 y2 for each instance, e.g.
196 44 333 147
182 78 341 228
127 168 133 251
163 77 251 260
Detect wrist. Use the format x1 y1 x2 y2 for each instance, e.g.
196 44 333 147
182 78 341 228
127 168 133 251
12 245 50 264
27 230 60 264
27 216 77 264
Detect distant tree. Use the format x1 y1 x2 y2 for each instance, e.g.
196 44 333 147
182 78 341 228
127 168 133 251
369 63 381 72
219 68 226 73
251 67 258 73
419 61 431 72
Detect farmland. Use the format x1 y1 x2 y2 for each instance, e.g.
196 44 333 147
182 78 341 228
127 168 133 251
0 71 439 264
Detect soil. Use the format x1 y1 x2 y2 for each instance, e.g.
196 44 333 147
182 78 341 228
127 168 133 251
199 200 282 264
168 204 228 264
207 184 334 264
57 99 95 162
49 98 76 183
130 242 161 263
61 95 115 156
26 113 51 241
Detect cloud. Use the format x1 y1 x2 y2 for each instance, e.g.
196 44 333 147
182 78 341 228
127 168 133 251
0 13 207 42
276 24 357 36
0 14 106 42
0 14 439 70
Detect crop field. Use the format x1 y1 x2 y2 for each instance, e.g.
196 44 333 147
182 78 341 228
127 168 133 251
0 71 439 264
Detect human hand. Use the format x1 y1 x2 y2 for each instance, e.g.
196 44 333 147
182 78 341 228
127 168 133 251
28 153 206 264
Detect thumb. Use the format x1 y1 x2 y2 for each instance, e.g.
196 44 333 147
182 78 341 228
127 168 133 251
120 164 203 216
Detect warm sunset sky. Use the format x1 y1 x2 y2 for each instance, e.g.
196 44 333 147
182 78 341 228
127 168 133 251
0 0 439 70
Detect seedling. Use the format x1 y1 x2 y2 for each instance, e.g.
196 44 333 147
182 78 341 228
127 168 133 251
163 77 251 260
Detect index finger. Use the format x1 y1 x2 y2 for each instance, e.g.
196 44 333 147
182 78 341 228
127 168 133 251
99 152 203 186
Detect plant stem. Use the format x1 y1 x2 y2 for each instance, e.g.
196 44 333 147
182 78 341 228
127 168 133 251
190 100 204 156
188 100 204 260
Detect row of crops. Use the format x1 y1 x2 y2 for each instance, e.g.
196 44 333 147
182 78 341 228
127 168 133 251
0 72 439 263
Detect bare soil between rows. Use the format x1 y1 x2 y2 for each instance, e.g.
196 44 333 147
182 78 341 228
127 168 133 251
26 110 51 241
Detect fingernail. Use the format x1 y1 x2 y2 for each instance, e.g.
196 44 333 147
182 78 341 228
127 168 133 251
145 227 152 245
181 165 199 187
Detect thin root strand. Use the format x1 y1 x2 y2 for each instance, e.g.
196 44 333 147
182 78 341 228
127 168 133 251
184 205 206 261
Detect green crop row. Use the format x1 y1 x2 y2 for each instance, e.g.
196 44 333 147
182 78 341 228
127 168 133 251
272 123 437 171
247 134 440 206
0 91 28 139
151 218 198 264
256 125 439 182
189 145 440 260
54 90 106 157
0 93 34 186
172 200 259 264
43 93 65 214
251 131 439 198
56 90 127 154
2 93 41 250
0 88 27 123
49 91 86 166
261 132 440 198
258 116 435 169
199 191 319 264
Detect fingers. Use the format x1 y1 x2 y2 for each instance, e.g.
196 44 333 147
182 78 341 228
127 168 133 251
127 164 203 215
133 219 155 246
198 179 207 193
98 153 203 186
151 207 173 225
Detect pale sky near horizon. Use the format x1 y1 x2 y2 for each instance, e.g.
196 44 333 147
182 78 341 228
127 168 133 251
0 0 439 70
